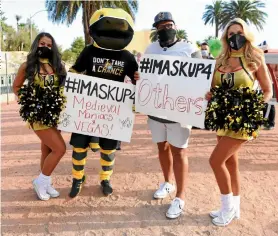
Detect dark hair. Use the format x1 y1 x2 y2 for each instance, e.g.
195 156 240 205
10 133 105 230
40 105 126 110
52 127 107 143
201 42 208 46
25 32 66 86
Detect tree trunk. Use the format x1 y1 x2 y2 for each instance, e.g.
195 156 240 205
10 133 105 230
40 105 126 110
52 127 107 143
82 1 94 45
215 20 219 38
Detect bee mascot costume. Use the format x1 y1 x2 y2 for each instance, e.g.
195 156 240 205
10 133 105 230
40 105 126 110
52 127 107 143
68 8 138 198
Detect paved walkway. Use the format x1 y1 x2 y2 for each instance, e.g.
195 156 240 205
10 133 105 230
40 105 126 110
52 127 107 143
1 102 278 236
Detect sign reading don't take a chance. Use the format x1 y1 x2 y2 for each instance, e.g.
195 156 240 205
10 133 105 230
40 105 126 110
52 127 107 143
135 54 216 128
58 72 135 142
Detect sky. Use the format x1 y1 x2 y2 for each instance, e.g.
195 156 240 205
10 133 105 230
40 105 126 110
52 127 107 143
2 0 278 51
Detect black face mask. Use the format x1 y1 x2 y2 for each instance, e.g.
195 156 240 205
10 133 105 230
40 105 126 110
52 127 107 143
158 29 176 43
36 46 52 59
227 34 247 51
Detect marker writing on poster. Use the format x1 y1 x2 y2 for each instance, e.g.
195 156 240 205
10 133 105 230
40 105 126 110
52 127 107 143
139 58 213 80
74 121 114 137
119 117 133 129
137 79 204 115
64 78 135 103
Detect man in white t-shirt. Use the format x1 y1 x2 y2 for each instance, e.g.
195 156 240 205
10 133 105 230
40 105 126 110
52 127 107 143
134 11 202 219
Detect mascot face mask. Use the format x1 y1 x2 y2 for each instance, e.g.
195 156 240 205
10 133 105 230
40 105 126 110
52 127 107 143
89 8 134 50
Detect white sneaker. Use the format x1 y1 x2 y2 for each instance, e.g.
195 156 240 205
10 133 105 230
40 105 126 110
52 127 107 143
32 178 50 201
212 208 236 226
210 206 240 219
210 196 240 219
47 184 60 198
153 182 175 199
166 197 185 219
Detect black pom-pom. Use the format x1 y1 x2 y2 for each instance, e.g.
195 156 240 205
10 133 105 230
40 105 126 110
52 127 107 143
17 84 66 127
205 86 266 138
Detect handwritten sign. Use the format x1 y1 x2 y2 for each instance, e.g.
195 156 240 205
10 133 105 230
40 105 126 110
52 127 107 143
58 72 135 142
135 54 216 128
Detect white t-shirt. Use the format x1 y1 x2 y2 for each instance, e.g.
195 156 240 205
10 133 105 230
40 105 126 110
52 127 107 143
144 41 199 127
144 41 197 57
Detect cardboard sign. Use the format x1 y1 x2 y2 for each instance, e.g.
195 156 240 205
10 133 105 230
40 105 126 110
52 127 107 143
58 72 135 142
135 54 216 128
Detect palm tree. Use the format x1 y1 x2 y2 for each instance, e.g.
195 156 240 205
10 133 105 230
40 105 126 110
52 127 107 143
131 49 138 55
150 29 188 42
15 15 22 32
221 0 267 31
18 23 26 29
0 12 8 51
45 1 139 45
204 35 216 43
0 12 7 22
202 1 224 38
196 40 202 48
176 30 188 41
150 30 159 42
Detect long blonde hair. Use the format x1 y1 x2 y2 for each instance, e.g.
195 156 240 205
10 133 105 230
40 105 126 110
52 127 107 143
216 18 263 71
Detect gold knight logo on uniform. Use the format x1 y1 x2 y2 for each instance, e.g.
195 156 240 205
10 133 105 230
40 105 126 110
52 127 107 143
42 74 55 87
221 72 235 89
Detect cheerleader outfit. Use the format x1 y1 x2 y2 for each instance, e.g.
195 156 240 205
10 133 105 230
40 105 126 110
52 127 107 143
214 52 258 140
26 58 61 131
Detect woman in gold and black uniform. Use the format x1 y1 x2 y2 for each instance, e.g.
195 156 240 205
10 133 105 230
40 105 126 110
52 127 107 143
13 32 67 201
205 19 273 226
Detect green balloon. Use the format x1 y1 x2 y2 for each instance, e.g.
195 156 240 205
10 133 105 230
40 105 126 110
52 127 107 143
208 39 222 58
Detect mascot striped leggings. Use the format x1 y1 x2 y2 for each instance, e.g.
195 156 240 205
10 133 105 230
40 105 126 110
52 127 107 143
70 133 118 181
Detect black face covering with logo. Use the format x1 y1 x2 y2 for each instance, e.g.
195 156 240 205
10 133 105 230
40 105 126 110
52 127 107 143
36 46 53 59
227 34 247 51
158 29 177 43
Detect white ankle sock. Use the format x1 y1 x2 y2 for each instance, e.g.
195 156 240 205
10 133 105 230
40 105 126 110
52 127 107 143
38 173 50 184
233 195 240 207
221 193 234 211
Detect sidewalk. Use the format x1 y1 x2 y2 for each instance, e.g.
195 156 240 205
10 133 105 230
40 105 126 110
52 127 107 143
0 93 16 104
1 102 278 236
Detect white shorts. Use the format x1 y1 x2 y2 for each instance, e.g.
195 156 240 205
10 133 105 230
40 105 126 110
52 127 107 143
147 118 191 148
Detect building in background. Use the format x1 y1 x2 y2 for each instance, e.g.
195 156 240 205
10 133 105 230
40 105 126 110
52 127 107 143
126 30 151 55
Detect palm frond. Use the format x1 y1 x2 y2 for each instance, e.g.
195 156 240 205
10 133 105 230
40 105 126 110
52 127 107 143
45 0 81 25
220 0 267 31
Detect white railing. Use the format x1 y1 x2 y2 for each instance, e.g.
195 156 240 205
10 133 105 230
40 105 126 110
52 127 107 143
0 73 16 104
